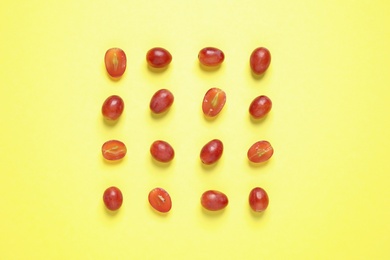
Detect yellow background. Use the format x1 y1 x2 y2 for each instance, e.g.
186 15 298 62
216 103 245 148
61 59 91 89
1 0 389 259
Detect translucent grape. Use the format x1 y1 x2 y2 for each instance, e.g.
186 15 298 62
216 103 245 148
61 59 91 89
247 140 273 163
102 140 127 161
148 187 172 213
104 48 126 78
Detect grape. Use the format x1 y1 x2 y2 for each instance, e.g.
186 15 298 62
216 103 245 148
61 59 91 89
201 190 228 211
249 187 269 212
150 140 175 163
148 187 172 213
200 139 224 165
202 88 226 118
247 140 273 163
102 140 127 161
102 95 124 121
104 48 127 78
150 89 174 114
146 47 172 68
249 95 272 119
250 47 271 75
198 47 225 67
103 186 123 211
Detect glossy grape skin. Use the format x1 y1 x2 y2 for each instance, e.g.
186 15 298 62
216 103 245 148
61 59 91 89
102 95 124 120
103 186 123 211
247 140 274 163
202 88 226 118
201 190 228 211
148 187 172 213
102 140 127 161
146 47 172 68
150 140 175 163
249 187 269 212
150 89 174 114
200 139 224 165
104 48 127 78
250 47 271 75
198 47 225 67
249 95 272 119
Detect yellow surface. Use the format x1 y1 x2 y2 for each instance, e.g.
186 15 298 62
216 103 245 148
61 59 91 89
1 1 389 259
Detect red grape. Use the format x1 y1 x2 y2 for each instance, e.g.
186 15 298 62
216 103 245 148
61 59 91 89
249 187 269 212
102 140 127 161
249 95 272 119
198 47 225 67
148 187 172 213
150 140 174 163
201 190 228 211
104 48 126 78
250 47 271 75
146 47 172 68
102 95 124 120
103 186 123 211
150 89 174 114
200 139 224 165
247 140 273 163
202 88 226 118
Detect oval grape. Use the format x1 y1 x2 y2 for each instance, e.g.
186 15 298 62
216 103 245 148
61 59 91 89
247 140 273 163
200 139 224 165
102 140 127 161
150 140 175 163
198 47 225 67
103 186 123 211
146 47 172 68
250 47 271 75
249 95 272 119
201 190 228 211
148 187 172 213
202 88 226 118
150 89 174 114
249 187 269 212
104 48 127 78
102 95 124 120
